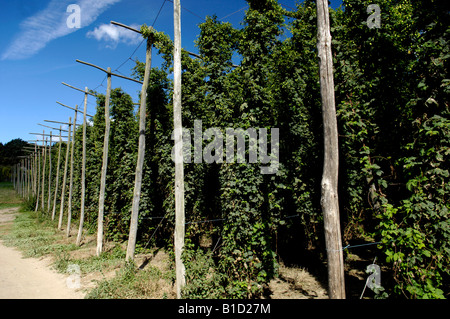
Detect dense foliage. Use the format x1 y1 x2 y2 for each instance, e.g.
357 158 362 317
12 0 448 298
0 139 29 181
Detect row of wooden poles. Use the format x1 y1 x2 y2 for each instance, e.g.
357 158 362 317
11 0 345 299
11 1 186 298
14 113 85 241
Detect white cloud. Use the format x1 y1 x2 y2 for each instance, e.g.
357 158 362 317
1 0 121 60
86 23 142 49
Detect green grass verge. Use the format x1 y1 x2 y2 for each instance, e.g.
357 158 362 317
0 182 175 299
0 183 173 299
85 261 174 299
0 182 22 209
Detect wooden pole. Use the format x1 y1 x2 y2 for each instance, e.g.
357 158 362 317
17 163 20 194
38 123 69 132
15 163 19 195
57 101 94 118
19 162 23 196
14 163 17 193
75 60 143 84
97 68 112 256
13 164 15 190
18 161 22 197
76 88 89 246
28 156 31 200
44 119 81 127
35 142 41 211
61 82 97 97
23 160 26 198
23 160 26 197
173 0 186 299
316 0 345 299
29 155 33 199
47 132 52 213
25 157 28 200
24 158 27 199
126 36 153 261
30 133 67 138
33 142 37 197
52 127 63 221
67 107 78 237
58 118 72 230
22 161 25 197
41 135 47 211
24 159 27 198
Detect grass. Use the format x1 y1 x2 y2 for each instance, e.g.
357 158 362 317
85 261 175 299
0 182 22 209
0 182 175 299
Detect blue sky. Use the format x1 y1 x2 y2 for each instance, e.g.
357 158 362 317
0 0 343 144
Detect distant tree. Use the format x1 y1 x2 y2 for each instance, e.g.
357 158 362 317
0 138 28 166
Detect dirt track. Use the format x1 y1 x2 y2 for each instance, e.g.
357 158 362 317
0 207 84 299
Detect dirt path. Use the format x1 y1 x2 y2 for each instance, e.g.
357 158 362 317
0 207 84 299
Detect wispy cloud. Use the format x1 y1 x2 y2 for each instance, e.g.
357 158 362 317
1 0 121 60
86 23 141 49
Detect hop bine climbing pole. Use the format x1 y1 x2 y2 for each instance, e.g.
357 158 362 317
47 132 52 213
173 0 186 299
66 105 78 237
33 142 37 198
316 0 346 299
50 126 64 220
75 59 142 256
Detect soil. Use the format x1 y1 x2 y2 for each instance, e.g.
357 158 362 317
0 207 85 299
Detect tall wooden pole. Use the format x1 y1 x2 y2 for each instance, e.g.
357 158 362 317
77 88 89 246
47 132 52 213
52 127 63 221
26 157 30 200
16 162 19 195
35 142 41 211
58 118 72 230
18 162 21 196
126 37 153 261
33 142 37 197
173 0 186 299
97 68 112 256
67 106 78 237
316 0 345 299
41 134 47 211
18 161 22 196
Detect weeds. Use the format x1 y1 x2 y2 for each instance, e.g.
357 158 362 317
85 261 174 299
